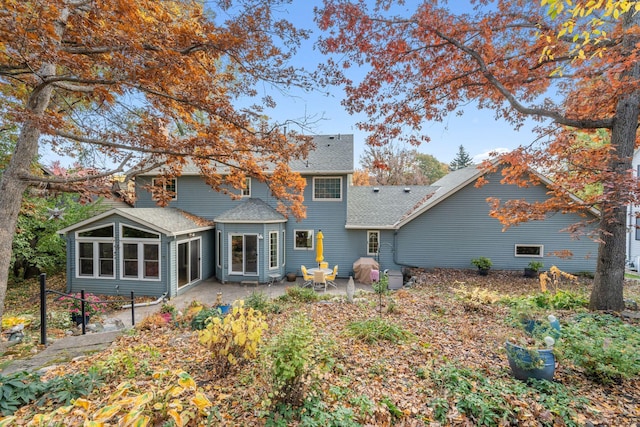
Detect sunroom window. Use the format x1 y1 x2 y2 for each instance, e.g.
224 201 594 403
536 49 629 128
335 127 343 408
120 225 160 280
76 225 114 278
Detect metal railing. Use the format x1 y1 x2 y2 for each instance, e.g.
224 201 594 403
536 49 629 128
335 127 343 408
39 273 135 345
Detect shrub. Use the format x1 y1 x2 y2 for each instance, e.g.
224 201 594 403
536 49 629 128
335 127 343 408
264 312 315 407
198 301 268 378
429 363 587 426
346 318 413 344
0 371 44 416
39 369 104 406
245 290 270 312
57 292 106 317
559 313 640 384
22 369 215 426
278 286 319 304
190 306 224 330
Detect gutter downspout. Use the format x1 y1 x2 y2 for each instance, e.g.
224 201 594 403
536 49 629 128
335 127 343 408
122 293 167 309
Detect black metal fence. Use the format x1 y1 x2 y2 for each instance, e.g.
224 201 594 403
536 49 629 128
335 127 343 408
39 273 135 345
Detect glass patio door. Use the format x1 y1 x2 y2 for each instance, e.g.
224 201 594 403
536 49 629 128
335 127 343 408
178 238 201 288
230 234 258 275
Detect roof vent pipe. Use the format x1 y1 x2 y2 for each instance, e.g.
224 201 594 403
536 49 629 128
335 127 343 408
373 187 380 192
404 188 410 193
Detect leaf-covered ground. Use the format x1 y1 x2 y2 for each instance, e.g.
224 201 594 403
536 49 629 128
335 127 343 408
4 269 640 426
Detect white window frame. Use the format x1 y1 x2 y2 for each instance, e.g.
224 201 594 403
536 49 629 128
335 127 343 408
294 229 314 250
269 231 279 269
241 177 251 197
312 176 342 201
367 230 380 256
282 230 286 267
75 224 115 279
514 244 544 257
152 177 177 200
119 224 161 281
216 230 222 268
177 236 202 288
229 233 259 275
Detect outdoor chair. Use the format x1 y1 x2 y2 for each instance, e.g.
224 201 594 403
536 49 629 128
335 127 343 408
300 265 314 287
313 270 327 292
319 261 329 269
326 265 338 289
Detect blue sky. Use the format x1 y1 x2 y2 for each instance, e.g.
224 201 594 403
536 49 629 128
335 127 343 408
251 0 543 168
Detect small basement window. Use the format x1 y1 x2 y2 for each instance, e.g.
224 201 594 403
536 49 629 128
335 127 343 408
515 244 543 257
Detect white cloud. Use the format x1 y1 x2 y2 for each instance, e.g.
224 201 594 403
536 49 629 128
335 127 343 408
472 147 511 163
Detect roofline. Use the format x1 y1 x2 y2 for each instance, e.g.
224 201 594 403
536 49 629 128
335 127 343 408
58 208 121 235
345 225 397 230
395 160 600 228
214 219 286 224
140 169 354 177
394 166 486 228
58 208 214 237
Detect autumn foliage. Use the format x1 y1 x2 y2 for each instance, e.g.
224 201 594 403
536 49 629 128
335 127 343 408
316 0 640 310
0 0 317 319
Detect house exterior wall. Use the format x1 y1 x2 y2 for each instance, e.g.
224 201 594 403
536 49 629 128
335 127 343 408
216 222 285 284
283 175 348 278
137 173 352 280
627 151 640 268
395 172 599 273
339 229 400 276
135 175 281 219
64 214 212 298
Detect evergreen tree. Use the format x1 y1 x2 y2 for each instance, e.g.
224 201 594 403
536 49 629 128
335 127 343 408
449 145 474 170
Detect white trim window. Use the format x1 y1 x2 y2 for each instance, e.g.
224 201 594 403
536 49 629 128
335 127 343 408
76 224 115 278
313 177 342 201
152 177 177 200
120 225 161 280
367 230 380 256
294 229 314 250
514 244 544 257
241 177 251 197
269 231 279 269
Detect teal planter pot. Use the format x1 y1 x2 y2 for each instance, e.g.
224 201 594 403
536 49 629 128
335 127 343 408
505 341 556 381
217 304 232 315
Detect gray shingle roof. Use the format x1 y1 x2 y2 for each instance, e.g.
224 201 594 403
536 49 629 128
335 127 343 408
139 134 354 176
214 198 286 223
58 208 214 236
346 186 437 229
289 134 353 174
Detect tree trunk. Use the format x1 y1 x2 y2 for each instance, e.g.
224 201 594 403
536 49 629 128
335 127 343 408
0 64 56 321
589 10 640 311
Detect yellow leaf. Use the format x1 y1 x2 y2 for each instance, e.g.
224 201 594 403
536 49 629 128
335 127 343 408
191 392 213 410
168 409 183 427
131 415 151 427
134 392 154 407
92 404 122 422
177 372 196 389
74 398 92 411
0 417 16 427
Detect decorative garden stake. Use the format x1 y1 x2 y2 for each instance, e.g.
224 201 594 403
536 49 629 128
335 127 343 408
347 276 355 303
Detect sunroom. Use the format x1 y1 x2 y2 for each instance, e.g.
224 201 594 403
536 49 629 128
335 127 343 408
58 208 215 298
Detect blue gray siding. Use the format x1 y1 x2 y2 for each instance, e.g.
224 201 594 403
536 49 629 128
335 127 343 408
395 172 598 273
64 214 214 298
283 175 348 278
